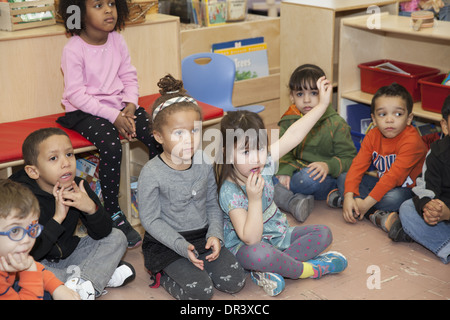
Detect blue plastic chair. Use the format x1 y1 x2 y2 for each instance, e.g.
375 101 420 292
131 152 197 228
181 52 265 113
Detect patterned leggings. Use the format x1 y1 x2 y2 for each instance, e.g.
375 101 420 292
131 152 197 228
72 107 161 215
160 247 246 300
235 225 332 279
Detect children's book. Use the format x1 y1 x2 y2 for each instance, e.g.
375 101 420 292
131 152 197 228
226 0 246 22
203 0 227 26
213 37 269 81
212 36 264 52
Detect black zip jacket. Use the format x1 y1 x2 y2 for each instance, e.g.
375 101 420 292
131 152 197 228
412 134 450 217
9 169 112 261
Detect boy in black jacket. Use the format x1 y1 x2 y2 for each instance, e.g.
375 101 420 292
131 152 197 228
394 96 450 264
10 128 135 298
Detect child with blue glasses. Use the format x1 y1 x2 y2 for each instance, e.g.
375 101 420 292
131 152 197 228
0 180 80 300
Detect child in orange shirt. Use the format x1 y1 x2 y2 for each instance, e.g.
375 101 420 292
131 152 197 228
328 83 427 232
0 180 79 300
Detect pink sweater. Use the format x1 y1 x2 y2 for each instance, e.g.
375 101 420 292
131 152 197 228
61 32 139 124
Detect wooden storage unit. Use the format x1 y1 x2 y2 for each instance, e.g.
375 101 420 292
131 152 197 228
0 0 55 31
0 13 181 122
180 15 281 126
279 0 398 116
338 13 450 123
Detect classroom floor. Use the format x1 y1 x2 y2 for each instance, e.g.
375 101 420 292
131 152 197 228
98 200 449 301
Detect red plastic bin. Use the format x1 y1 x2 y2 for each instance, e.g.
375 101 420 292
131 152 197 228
419 74 450 113
358 59 440 102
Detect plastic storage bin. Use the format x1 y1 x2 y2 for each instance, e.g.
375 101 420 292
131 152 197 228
358 59 440 102
347 103 371 151
419 74 450 113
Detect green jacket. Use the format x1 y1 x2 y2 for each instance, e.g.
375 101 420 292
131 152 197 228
276 105 356 178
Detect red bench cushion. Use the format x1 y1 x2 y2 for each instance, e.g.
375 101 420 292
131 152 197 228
0 94 223 164
0 113 90 164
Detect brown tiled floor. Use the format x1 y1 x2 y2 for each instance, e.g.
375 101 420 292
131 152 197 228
99 200 449 300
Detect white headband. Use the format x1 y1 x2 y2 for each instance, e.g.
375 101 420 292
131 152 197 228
152 96 198 120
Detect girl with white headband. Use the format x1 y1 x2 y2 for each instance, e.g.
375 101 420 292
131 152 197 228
138 74 246 300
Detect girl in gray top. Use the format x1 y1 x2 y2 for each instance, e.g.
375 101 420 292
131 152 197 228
137 75 245 300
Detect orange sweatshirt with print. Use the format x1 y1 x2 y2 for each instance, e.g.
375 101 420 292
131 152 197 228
0 262 63 300
345 125 427 201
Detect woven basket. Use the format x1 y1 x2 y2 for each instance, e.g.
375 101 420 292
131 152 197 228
126 0 158 24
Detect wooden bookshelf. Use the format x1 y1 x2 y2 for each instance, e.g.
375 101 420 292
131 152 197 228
338 13 450 122
279 0 398 116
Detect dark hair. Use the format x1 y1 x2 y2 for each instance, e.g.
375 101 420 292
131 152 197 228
288 64 326 92
22 128 70 166
370 83 413 114
0 179 40 220
151 74 203 133
58 0 129 35
214 111 267 195
442 95 450 121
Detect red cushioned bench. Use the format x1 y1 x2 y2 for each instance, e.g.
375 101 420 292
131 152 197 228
0 94 223 173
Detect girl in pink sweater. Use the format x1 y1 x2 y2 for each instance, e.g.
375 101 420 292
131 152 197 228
57 0 161 248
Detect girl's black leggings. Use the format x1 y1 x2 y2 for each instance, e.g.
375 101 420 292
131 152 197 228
72 107 161 215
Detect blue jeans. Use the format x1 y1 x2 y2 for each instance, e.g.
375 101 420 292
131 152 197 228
336 172 413 213
288 168 339 200
399 199 450 264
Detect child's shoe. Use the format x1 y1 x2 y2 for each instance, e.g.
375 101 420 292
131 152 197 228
274 183 314 222
289 194 314 222
369 210 398 232
388 219 413 242
327 188 343 208
250 271 285 296
107 261 136 287
308 251 348 279
65 277 96 300
112 211 142 248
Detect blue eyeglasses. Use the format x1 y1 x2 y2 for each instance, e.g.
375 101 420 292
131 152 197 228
0 221 43 242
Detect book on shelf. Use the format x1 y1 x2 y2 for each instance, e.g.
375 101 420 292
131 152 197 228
212 36 264 52
212 37 269 81
203 0 227 26
371 62 410 75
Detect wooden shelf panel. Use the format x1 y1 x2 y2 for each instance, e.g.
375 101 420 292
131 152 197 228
338 13 450 125
342 13 450 41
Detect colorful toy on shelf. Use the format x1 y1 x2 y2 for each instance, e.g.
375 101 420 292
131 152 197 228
442 72 450 86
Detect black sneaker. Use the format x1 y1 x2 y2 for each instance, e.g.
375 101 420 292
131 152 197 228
106 261 136 287
327 188 343 208
112 211 142 248
388 219 413 242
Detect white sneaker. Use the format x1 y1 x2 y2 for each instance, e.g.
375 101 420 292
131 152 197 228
107 261 136 288
65 277 96 300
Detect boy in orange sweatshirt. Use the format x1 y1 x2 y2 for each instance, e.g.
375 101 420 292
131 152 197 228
0 180 79 300
328 83 427 232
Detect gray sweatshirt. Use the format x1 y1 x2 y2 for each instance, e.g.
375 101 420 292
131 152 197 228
137 150 224 260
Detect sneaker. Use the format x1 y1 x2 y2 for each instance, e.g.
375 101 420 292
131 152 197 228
369 210 398 232
107 261 136 287
327 189 343 208
308 251 348 279
65 277 96 300
112 211 142 248
388 219 413 242
290 195 314 222
250 271 285 296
